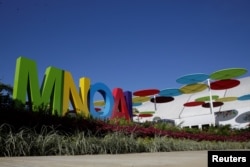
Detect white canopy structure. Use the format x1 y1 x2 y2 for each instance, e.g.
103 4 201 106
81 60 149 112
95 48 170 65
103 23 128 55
133 68 250 129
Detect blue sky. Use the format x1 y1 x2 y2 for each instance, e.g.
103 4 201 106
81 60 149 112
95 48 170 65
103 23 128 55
0 0 250 94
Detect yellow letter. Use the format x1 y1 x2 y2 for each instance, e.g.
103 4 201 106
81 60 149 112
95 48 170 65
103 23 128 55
62 71 90 117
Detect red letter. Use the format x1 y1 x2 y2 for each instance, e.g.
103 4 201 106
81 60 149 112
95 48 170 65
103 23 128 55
111 88 130 121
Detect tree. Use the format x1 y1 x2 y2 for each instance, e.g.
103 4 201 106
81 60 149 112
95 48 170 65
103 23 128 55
0 81 13 109
0 81 13 95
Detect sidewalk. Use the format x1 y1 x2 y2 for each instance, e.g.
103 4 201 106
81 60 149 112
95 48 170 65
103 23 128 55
0 151 207 167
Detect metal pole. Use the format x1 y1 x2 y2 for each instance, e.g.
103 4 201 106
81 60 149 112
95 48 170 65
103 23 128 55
154 95 157 111
207 79 215 125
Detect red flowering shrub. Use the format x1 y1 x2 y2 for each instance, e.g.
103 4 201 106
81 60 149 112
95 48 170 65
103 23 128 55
0 110 249 142
95 121 250 142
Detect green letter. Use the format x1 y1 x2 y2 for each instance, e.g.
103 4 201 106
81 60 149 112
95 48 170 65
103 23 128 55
13 56 63 115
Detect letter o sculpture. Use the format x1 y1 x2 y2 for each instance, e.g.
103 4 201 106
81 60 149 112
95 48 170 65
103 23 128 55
89 82 114 120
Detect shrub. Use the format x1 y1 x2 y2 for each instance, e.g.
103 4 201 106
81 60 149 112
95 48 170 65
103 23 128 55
0 124 250 157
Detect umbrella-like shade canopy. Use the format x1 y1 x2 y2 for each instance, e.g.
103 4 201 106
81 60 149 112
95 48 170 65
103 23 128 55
159 88 182 96
176 73 209 85
238 94 250 101
202 102 223 108
94 100 105 106
195 95 219 102
180 83 208 94
210 68 247 80
132 96 151 103
210 79 240 90
150 96 174 103
183 101 205 107
215 97 238 102
133 88 160 96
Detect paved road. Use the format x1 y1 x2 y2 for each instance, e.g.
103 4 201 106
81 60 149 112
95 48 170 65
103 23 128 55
0 151 207 167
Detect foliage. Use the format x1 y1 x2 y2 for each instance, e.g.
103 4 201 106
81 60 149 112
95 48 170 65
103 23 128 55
0 106 250 142
0 82 13 95
0 101 250 156
0 124 249 157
